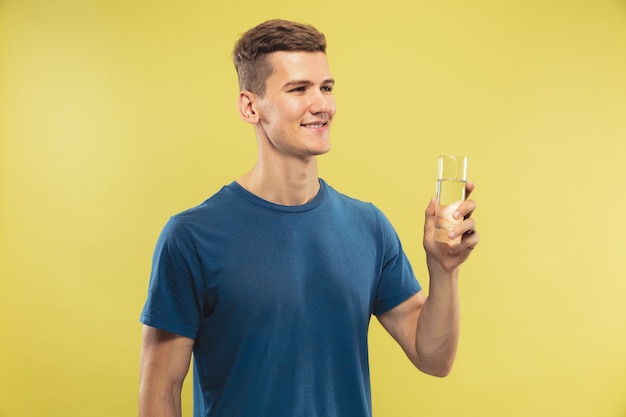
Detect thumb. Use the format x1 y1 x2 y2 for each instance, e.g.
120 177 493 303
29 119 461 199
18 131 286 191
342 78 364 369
424 197 437 231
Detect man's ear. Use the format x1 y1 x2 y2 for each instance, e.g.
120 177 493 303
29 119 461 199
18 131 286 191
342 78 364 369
237 90 259 124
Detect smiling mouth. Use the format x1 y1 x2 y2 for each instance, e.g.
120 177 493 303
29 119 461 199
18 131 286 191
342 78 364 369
301 121 327 128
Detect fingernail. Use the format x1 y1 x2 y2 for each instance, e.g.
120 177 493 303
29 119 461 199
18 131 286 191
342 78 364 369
454 211 461 219
448 231 456 239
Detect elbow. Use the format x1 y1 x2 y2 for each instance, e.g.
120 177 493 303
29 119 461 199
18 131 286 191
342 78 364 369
420 364 453 378
412 339 458 378
413 355 455 378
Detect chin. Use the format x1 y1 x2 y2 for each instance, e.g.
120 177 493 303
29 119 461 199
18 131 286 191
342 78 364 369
314 143 332 155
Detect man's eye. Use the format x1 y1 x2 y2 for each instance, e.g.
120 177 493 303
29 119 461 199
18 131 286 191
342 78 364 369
290 86 306 92
322 86 333 92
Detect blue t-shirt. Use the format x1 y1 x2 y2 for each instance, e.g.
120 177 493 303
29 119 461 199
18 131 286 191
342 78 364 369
141 179 421 417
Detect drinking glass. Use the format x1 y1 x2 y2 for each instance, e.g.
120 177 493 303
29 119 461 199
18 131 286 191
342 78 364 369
435 156 468 244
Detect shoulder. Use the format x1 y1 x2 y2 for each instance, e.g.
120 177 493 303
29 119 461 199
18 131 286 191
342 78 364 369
166 182 247 228
173 184 234 218
322 180 390 224
322 180 378 213
153 183 241 246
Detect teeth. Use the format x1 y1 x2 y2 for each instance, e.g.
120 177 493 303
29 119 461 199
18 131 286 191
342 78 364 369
303 123 325 128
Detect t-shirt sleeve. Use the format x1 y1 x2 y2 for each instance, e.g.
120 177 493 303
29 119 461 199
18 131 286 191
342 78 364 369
371 208 422 316
140 217 205 339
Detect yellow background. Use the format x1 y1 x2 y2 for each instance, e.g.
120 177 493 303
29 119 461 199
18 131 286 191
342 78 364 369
2 0 625 416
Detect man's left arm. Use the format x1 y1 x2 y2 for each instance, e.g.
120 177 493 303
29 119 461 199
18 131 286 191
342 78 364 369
377 182 479 377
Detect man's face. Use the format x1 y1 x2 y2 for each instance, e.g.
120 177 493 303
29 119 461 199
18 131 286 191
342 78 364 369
253 51 336 159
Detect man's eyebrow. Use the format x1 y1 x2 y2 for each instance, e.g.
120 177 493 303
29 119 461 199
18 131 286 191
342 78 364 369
283 78 335 88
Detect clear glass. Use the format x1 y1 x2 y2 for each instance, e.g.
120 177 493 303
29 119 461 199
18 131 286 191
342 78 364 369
435 156 468 243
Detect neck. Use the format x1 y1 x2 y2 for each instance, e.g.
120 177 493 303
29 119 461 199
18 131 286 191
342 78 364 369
237 157 320 206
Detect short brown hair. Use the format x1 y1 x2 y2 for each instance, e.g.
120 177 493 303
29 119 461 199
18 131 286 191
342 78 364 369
233 19 327 96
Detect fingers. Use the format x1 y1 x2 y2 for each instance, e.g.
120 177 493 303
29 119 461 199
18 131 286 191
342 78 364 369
447 216 479 255
449 230 480 255
448 215 475 239
465 180 475 198
463 181 476 218
426 181 479 262
453 198 476 221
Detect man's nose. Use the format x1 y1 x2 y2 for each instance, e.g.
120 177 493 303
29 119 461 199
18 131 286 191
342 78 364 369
309 91 335 115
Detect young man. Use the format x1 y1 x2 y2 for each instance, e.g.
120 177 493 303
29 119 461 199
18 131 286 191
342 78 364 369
139 19 479 417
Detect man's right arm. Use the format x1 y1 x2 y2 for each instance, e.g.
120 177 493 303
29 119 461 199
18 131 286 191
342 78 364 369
139 325 194 417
